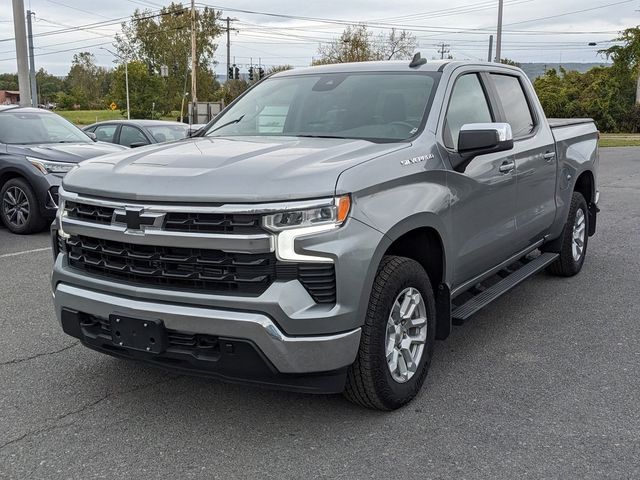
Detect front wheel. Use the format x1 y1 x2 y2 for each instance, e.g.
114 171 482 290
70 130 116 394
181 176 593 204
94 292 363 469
546 192 589 277
344 256 436 410
0 178 47 234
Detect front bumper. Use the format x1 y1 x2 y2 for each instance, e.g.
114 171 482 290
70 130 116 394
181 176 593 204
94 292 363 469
53 282 361 392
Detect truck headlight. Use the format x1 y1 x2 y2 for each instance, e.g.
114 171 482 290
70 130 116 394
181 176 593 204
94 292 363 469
263 195 351 231
28 156 77 174
263 195 351 263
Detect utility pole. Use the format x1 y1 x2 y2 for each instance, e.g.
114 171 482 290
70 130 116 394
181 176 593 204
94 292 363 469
226 17 231 81
495 0 504 63
488 35 494 62
12 0 31 107
26 10 37 106
190 0 197 123
437 43 450 60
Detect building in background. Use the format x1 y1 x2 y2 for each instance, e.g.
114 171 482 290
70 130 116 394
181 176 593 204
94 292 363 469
0 91 20 105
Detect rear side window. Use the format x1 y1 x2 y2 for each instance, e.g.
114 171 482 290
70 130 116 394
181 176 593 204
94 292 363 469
93 124 117 143
490 74 535 138
444 74 493 149
119 125 149 147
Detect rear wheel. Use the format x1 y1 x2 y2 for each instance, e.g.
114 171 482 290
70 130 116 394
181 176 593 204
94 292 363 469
344 256 436 410
547 192 589 277
0 178 46 234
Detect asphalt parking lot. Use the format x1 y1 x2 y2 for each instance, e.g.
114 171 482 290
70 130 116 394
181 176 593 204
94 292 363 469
1 148 638 479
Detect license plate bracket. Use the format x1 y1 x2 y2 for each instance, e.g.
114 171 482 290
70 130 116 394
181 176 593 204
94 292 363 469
109 315 167 354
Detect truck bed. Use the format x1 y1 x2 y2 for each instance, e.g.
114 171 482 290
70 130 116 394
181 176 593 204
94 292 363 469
547 118 595 129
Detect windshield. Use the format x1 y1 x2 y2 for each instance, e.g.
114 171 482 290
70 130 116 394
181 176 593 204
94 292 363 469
205 72 440 142
147 124 190 143
0 111 91 145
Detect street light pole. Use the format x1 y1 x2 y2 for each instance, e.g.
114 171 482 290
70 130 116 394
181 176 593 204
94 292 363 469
101 47 130 120
495 0 504 63
124 60 130 120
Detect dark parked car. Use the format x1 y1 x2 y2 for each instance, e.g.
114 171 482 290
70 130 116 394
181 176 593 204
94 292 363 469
83 120 191 148
0 106 126 234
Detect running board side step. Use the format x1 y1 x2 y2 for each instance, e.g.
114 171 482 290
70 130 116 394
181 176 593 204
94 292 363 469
451 253 559 323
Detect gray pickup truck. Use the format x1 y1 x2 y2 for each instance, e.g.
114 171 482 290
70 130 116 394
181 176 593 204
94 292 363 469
51 58 599 410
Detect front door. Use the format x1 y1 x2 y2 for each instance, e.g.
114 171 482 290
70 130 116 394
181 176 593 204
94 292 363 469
441 72 519 287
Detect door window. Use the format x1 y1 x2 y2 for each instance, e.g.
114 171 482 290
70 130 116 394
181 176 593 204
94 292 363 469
119 125 149 147
444 74 493 149
93 124 117 143
490 74 535 138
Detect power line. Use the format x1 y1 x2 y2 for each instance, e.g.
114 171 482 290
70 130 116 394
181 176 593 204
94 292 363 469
436 43 451 59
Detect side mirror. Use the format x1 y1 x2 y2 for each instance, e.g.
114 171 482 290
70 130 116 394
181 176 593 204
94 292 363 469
129 142 149 149
85 131 97 142
453 123 514 173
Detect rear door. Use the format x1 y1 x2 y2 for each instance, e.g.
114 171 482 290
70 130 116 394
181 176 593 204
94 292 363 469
487 72 557 250
440 70 519 287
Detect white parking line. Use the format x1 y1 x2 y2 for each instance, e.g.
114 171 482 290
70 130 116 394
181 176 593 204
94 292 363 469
0 247 52 259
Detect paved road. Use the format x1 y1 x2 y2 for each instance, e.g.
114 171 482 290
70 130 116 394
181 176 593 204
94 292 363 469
1 149 639 479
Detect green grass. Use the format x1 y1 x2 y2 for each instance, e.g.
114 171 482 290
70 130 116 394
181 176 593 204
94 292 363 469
57 109 124 125
57 110 182 126
599 133 640 148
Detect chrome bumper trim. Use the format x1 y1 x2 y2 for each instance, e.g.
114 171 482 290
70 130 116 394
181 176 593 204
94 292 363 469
54 283 360 373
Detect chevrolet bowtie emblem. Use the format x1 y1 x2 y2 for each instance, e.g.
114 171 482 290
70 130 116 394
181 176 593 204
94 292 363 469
112 207 165 232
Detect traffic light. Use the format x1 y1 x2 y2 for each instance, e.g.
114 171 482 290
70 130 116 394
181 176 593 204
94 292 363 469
234 66 240 80
172 63 179 75
258 67 265 80
248 66 254 81
228 65 233 79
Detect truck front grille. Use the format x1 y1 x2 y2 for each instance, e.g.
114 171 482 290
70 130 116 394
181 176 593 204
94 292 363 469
66 235 336 302
65 201 266 235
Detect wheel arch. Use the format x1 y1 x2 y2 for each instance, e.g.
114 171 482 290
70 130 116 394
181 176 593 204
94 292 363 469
358 213 452 341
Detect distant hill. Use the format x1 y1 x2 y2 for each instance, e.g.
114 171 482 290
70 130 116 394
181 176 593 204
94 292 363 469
520 62 610 80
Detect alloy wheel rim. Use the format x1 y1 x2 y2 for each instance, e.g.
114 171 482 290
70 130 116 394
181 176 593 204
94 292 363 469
572 208 586 262
385 287 428 383
2 186 30 228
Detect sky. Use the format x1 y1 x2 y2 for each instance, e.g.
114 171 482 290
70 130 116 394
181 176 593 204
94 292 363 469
0 0 637 76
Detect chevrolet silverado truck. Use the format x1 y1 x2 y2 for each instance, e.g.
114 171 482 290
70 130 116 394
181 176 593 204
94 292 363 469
51 57 599 410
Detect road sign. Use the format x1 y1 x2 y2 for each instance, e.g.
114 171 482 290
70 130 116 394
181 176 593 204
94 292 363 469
110 102 117 111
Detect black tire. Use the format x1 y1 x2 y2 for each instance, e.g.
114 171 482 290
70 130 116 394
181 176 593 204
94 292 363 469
0 178 47 234
344 256 436 410
546 192 589 277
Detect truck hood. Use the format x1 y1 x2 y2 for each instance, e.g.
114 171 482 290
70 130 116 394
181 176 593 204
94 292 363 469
7 142 127 163
62 136 408 202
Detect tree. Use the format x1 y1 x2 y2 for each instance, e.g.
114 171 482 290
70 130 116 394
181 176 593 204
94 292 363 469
36 69 65 104
66 52 110 108
115 2 222 111
600 26 640 104
312 25 417 65
533 67 636 132
0 73 18 90
214 79 249 105
267 65 293 75
500 58 521 67
110 60 169 118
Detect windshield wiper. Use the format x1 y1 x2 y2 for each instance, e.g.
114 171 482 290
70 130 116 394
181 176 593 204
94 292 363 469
207 115 245 134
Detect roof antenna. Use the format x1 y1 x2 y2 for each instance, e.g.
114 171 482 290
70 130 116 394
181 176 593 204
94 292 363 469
409 52 427 68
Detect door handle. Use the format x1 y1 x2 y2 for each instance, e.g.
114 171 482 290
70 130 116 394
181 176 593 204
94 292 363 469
543 151 556 162
499 160 515 173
